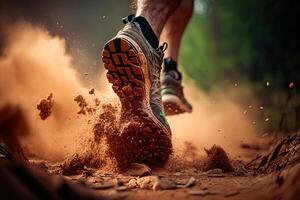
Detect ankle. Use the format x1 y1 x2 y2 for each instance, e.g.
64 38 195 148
132 16 159 49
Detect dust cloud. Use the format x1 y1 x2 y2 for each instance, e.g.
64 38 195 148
169 81 259 157
0 22 259 165
0 22 107 161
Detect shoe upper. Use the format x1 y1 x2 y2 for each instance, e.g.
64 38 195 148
118 16 170 130
161 70 193 112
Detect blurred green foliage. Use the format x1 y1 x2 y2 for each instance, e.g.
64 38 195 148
180 0 299 132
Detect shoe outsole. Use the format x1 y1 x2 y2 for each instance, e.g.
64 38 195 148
102 37 172 169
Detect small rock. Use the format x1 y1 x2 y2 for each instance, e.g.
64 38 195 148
137 176 159 189
204 168 223 174
153 178 177 190
124 163 151 177
177 177 196 188
127 179 138 189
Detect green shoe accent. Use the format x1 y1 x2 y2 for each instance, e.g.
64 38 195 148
159 111 168 124
161 87 176 95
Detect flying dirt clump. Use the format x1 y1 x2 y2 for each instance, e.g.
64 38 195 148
203 145 234 172
36 93 54 120
74 94 96 115
74 95 88 114
89 88 95 95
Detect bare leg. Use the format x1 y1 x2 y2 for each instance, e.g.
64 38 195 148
134 0 181 37
160 0 194 61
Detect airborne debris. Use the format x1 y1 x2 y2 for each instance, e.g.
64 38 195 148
89 88 95 95
74 95 88 114
94 98 101 106
289 82 294 88
265 118 269 122
37 93 54 120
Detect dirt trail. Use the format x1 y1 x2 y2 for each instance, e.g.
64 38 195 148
36 132 299 200
1 23 299 200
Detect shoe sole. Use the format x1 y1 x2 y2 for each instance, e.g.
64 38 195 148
102 37 172 169
163 94 191 115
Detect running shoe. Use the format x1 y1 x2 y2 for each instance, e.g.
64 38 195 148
101 15 172 169
162 70 193 115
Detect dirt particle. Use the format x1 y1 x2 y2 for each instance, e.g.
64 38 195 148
89 88 95 95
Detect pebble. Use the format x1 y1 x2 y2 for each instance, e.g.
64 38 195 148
177 177 196 188
204 168 223 174
153 178 177 190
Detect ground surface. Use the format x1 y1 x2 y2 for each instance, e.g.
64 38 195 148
38 132 300 200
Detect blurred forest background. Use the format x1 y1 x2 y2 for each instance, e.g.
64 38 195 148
0 0 299 133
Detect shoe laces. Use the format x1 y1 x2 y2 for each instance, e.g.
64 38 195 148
151 42 168 109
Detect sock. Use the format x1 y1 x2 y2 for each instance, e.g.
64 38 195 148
163 57 178 72
132 16 159 49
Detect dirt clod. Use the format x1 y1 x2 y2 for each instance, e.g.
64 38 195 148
74 95 88 114
89 88 95 95
203 145 234 172
37 93 54 120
